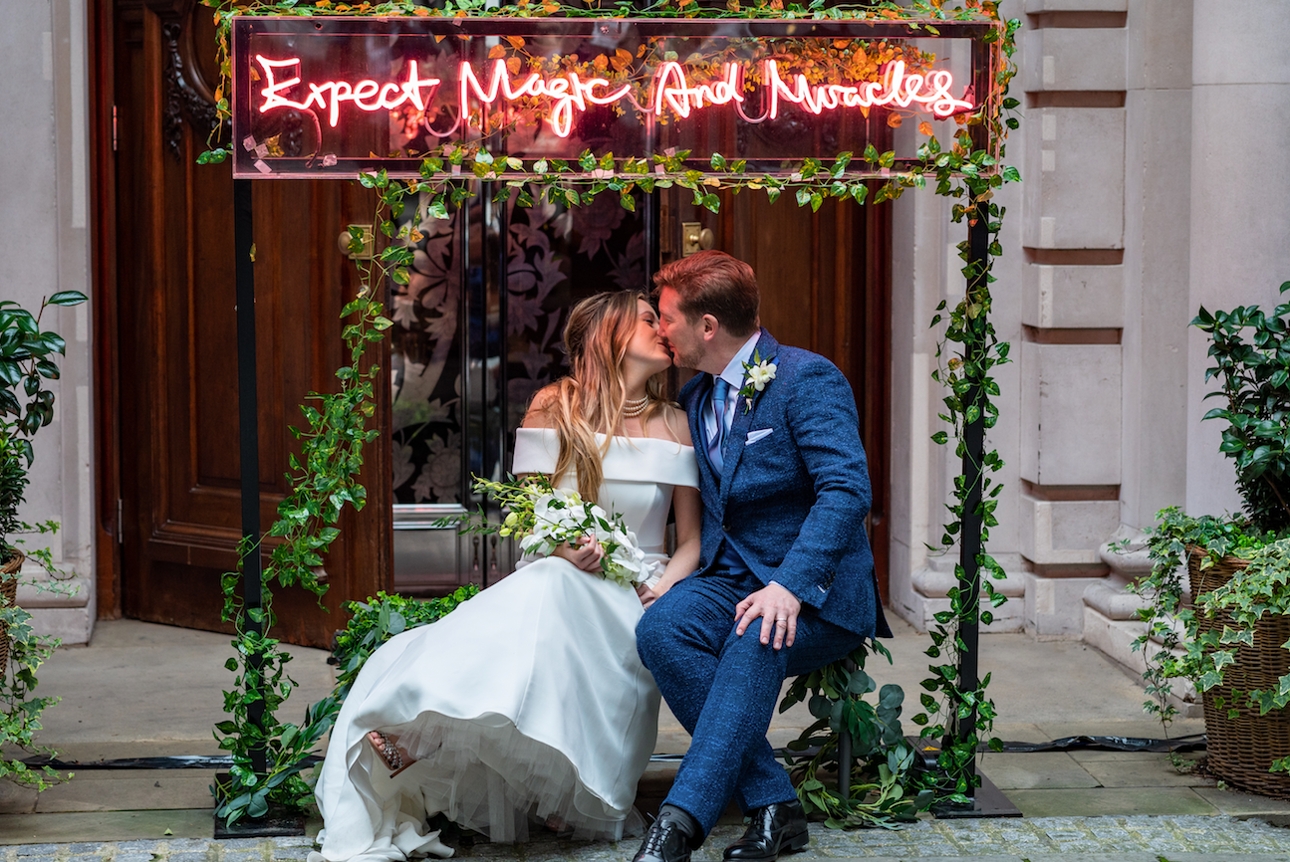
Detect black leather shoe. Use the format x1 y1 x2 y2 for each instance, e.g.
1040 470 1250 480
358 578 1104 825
722 800 809 862
633 807 698 862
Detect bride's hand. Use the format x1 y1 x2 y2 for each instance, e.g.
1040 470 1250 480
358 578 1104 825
636 583 659 609
553 536 604 573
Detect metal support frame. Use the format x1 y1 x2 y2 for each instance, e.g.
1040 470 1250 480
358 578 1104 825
233 178 269 780
932 201 1020 821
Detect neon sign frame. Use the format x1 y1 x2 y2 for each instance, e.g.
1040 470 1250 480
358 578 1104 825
230 16 999 180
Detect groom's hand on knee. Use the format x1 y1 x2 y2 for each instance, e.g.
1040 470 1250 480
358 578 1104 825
734 583 802 650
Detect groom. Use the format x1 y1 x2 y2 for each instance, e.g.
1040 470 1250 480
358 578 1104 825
635 251 890 862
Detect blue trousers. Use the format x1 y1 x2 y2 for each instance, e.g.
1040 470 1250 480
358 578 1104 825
636 571 864 835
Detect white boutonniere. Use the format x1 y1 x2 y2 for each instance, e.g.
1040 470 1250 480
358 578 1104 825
738 351 777 413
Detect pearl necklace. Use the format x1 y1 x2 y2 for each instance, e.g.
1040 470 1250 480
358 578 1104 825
623 395 651 419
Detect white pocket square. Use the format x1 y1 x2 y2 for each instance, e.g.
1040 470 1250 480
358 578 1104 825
745 428 774 446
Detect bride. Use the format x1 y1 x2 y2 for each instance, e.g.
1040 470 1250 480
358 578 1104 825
309 291 701 862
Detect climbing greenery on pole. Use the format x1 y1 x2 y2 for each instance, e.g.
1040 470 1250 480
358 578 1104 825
213 180 413 824
199 0 1019 825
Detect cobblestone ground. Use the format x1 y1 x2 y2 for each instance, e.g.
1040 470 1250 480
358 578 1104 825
6 817 1290 862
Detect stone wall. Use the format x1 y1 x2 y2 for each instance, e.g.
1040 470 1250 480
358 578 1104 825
0 0 96 643
890 0 1290 646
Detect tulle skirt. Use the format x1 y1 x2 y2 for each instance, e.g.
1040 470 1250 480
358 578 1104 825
309 555 662 862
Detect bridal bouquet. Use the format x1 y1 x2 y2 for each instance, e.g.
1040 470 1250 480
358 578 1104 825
460 476 651 589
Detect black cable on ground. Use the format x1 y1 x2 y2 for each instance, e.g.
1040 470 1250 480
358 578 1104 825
22 735 1206 770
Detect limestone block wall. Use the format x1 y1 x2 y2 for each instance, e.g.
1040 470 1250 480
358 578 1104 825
0 0 96 643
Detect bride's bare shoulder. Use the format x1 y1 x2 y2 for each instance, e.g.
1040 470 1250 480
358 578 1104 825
521 385 560 429
647 406 692 447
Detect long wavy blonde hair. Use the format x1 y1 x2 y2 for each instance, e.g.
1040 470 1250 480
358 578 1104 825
529 291 674 502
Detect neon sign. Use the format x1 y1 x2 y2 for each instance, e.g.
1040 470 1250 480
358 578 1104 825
230 17 1001 178
257 56 442 128
254 55 972 139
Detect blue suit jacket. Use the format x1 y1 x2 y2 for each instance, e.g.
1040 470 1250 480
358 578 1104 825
680 329 891 638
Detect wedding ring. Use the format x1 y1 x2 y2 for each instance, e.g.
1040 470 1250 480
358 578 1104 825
775 618 786 625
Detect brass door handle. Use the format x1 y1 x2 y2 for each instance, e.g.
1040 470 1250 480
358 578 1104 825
338 225 374 260
681 222 715 256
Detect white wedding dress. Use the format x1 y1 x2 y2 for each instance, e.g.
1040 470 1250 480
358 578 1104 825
310 429 699 862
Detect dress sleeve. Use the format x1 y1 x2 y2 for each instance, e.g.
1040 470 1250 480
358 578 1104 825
668 449 700 489
511 427 559 475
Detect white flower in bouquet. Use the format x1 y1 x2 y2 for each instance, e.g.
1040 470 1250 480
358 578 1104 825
460 476 651 589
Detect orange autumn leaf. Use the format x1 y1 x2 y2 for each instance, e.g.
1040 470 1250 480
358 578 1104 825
726 0 740 10
413 6 430 14
506 36 526 49
489 44 507 59
313 0 331 7
768 0 783 10
506 56 522 75
636 43 648 58
593 53 609 70
833 39 850 49
611 48 633 71
887 113 902 128
919 121 934 137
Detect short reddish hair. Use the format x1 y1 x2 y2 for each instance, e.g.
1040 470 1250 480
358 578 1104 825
653 250 760 338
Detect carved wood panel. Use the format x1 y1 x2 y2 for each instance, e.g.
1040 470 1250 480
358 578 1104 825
107 0 391 647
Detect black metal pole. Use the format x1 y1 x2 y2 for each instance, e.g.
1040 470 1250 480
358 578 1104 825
952 201 991 799
233 177 268 779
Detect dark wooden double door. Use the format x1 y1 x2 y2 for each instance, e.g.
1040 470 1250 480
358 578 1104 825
94 0 891 648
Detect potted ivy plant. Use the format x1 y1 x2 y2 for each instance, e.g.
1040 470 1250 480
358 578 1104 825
0 288 88 789
1135 281 1290 797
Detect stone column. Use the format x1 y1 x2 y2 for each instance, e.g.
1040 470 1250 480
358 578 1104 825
0 0 96 642
1017 0 1127 637
1184 0 1290 518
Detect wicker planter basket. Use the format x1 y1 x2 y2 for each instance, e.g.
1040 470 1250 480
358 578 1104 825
1189 549 1290 798
0 552 22 674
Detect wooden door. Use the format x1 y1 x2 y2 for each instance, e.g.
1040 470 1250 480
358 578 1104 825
99 0 390 647
659 190 892 601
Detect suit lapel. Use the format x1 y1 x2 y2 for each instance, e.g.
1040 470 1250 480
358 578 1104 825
718 329 778 512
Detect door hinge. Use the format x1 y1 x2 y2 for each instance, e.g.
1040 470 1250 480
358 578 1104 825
112 105 118 152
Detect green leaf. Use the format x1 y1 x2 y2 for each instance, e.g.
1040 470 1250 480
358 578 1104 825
47 291 88 307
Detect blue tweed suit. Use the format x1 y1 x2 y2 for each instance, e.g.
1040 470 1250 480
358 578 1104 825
636 329 890 835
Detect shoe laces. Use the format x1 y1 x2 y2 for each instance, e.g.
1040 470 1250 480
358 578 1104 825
641 818 682 855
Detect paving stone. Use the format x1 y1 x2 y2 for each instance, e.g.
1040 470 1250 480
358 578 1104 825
14 847 61 857
158 841 211 854
978 753 1100 791
1079 756 1214 789
107 842 162 854
166 852 213 862
267 839 315 850
219 851 268 862
1007 788 1218 818
111 854 155 862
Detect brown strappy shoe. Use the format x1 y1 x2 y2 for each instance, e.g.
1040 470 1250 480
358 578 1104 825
367 730 415 777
